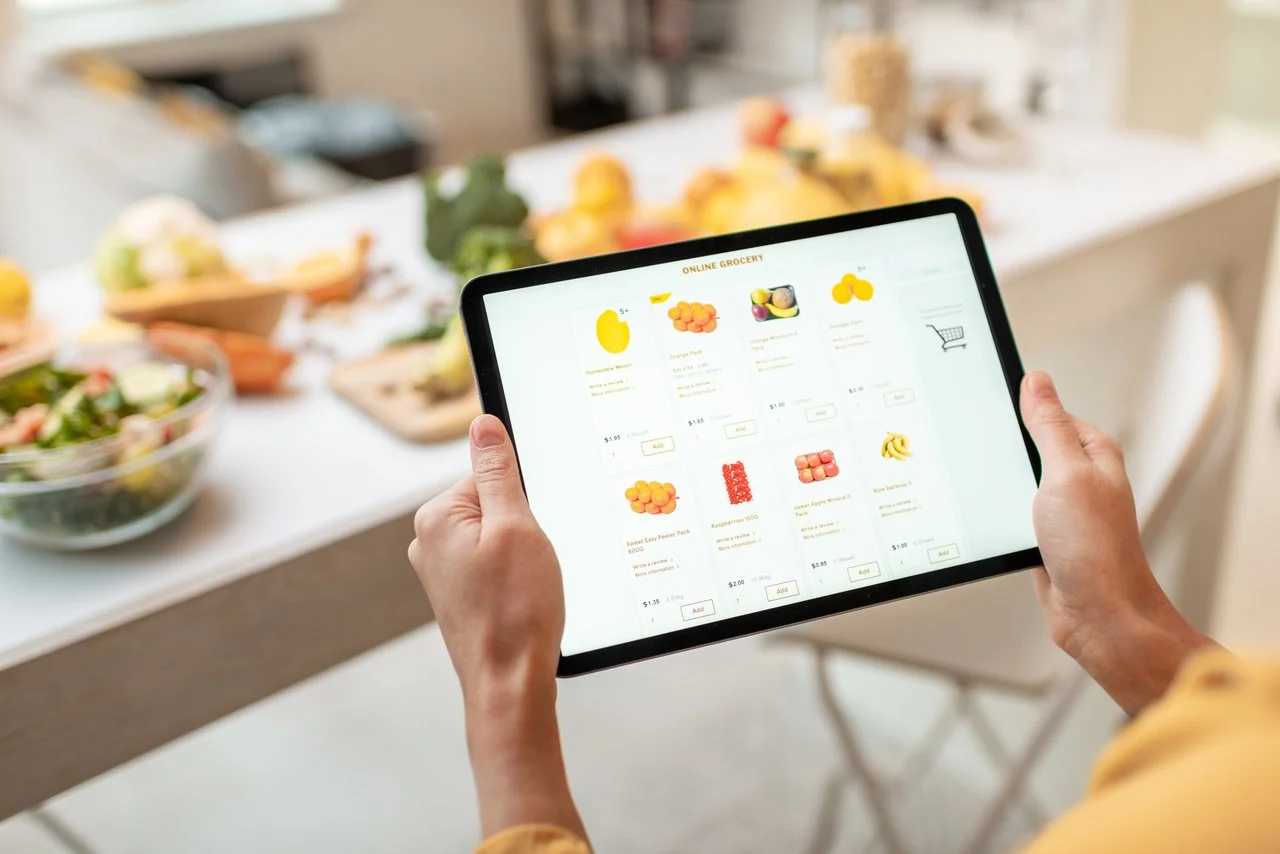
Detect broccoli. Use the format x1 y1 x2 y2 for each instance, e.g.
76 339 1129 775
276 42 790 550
451 226 544 286
424 155 530 263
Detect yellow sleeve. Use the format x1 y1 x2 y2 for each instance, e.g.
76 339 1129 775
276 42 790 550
474 825 591 854
1025 650 1280 853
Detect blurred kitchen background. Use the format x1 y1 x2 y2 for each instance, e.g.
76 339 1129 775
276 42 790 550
3 0 1274 270
3 1 1280 853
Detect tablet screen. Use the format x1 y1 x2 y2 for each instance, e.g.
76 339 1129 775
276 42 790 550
482 212 1038 658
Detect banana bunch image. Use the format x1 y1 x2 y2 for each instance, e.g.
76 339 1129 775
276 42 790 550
881 431 912 461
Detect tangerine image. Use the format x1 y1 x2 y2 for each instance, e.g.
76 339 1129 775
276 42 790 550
832 273 874 304
625 479 679 514
667 300 717 333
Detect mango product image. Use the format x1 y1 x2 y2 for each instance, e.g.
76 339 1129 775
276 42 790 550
595 309 631 354
667 300 717 333
625 480 678 515
750 285 799 321
832 272 874 304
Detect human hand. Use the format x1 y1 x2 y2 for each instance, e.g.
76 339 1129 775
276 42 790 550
1020 371 1212 715
408 413 564 701
408 414 586 840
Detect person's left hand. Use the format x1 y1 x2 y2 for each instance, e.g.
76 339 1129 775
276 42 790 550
408 414 564 700
409 416 587 841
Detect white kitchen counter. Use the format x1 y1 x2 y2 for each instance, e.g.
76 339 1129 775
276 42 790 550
2 93 1278 817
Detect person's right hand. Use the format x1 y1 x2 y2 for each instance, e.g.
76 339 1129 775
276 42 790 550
1020 370 1213 715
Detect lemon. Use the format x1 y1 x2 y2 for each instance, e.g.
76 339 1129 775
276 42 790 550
0 258 32 320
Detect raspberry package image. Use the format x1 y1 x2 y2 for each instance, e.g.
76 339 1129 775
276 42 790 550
722 461 753 505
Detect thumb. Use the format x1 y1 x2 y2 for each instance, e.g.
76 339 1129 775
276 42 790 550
1020 371 1085 467
469 414 529 517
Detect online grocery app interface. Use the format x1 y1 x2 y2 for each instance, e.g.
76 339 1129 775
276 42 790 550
484 214 1039 656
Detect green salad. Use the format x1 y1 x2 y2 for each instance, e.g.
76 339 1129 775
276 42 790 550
0 361 209 539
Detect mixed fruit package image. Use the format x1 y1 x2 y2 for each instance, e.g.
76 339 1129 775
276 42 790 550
750 285 799 321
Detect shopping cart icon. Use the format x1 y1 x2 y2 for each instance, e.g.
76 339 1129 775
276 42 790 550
927 324 967 352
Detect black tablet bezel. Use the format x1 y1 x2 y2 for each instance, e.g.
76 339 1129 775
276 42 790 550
460 198 1042 677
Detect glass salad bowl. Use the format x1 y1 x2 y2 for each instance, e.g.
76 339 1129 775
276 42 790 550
0 337 231 550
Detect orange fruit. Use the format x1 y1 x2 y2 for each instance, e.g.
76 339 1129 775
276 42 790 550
703 319 717 332
705 304 716 317
637 489 651 503
625 487 638 501
674 319 687 331
662 482 675 494
647 481 661 491
667 306 680 319
677 301 689 309
680 308 693 323
690 324 704 333
691 302 703 312
651 488 670 506
631 500 646 513
646 502 662 514
660 499 677 514
635 479 647 489
693 310 709 325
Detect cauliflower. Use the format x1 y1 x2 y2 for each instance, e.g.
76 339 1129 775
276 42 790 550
94 196 227 292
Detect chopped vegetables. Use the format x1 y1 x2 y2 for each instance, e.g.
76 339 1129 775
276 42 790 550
0 361 202 453
0 360 210 540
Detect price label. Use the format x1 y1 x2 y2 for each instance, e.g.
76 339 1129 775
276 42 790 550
769 401 787 411
687 417 705 427
603 434 622 444
810 560 827 570
848 386 865 394
728 579 745 589
890 542 908 551
641 598 659 608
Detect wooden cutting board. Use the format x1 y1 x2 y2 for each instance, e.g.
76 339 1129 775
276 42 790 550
329 342 480 443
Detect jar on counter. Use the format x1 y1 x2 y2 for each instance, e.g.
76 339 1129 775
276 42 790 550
825 32 912 146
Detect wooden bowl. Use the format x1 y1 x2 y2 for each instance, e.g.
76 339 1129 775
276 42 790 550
106 274 290 337
281 232 374 308
147 322 294 395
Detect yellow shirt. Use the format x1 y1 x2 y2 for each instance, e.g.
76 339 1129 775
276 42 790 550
476 651 1280 854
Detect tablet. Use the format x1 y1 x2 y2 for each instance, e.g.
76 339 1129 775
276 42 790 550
462 199 1041 676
